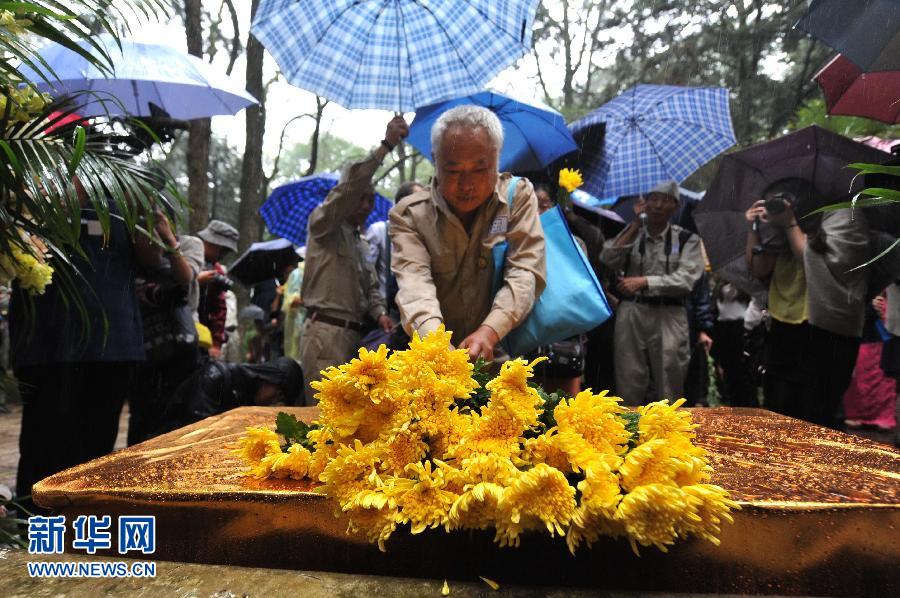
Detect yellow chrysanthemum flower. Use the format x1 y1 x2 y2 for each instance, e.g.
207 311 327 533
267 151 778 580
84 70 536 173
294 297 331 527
551 429 624 473
566 463 624 553
616 483 699 554
232 426 281 466
638 399 698 444
449 482 504 531
318 440 384 505
495 464 576 547
311 370 368 438
678 484 740 545
390 326 477 399
343 499 399 552
522 431 572 473
378 424 428 474
619 438 694 491
393 461 458 535
554 390 630 456
342 344 394 404
457 453 520 487
428 408 471 459
0 244 54 295
558 168 583 193
269 443 312 480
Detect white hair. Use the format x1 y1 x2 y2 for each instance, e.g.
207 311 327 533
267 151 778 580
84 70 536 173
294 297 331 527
431 105 503 160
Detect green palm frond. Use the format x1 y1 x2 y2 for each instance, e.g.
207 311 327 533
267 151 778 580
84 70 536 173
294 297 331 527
0 0 179 327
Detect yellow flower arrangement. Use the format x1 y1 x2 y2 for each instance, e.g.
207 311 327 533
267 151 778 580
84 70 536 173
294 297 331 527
0 234 54 294
556 168 583 209
558 168 584 193
235 327 737 554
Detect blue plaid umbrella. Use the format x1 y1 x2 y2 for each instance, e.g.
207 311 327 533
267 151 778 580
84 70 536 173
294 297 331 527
250 0 540 112
408 90 577 172
259 174 392 246
570 85 736 199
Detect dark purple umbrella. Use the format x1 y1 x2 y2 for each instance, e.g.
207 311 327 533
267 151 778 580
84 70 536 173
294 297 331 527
693 125 891 294
795 0 900 72
229 238 299 287
815 54 900 124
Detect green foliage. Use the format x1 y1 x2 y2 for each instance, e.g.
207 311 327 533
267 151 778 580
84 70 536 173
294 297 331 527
275 411 319 452
272 132 434 200
791 97 897 139
157 132 242 230
534 384 565 432
1 1 173 298
456 357 493 413
620 410 641 449
533 0 832 151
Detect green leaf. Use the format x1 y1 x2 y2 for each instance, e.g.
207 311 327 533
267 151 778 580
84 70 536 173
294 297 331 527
620 411 641 449
67 125 86 176
275 411 318 451
807 192 900 215
847 162 900 177
848 235 900 273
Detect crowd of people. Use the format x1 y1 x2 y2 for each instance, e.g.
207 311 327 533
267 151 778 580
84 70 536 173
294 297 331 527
2 105 898 511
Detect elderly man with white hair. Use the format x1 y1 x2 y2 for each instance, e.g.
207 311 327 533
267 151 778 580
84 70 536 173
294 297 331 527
389 105 546 361
599 180 704 405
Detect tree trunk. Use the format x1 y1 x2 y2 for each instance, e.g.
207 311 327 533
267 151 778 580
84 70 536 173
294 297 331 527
303 97 327 177
238 0 266 254
185 0 211 233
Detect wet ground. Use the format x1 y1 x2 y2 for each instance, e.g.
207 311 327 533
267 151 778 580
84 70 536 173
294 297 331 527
0 400 129 496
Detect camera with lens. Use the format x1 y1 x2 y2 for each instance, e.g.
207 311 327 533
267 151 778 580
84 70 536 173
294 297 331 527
763 192 791 215
208 273 234 292
138 276 188 309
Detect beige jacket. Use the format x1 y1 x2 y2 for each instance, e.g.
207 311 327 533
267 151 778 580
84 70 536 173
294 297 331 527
389 174 546 346
300 150 387 323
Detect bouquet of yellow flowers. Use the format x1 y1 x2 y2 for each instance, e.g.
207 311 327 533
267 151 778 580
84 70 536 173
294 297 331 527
235 327 737 554
556 168 583 210
0 231 54 294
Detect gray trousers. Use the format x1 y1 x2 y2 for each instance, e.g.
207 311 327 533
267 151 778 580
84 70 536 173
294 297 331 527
613 301 690 406
299 318 363 406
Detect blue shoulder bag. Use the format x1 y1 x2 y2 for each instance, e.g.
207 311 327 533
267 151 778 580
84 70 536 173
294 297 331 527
492 177 612 357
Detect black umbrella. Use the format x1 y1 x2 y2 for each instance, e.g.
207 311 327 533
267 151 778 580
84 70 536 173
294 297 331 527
229 238 299 287
795 0 900 71
693 126 891 295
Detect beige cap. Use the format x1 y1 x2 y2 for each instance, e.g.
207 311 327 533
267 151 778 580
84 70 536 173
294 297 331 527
647 180 680 200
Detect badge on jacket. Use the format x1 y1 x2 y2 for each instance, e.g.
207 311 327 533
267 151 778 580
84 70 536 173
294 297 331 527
488 216 508 236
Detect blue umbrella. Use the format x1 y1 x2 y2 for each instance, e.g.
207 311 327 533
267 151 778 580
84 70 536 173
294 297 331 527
250 0 540 112
569 189 624 224
16 34 257 119
570 189 617 209
260 174 392 246
570 85 736 199
407 91 578 172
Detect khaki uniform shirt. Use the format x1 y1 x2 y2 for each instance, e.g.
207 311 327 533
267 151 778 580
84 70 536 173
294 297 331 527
389 174 546 346
300 150 387 323
600 223 703 297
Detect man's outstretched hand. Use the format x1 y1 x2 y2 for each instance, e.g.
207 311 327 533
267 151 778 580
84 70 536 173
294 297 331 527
384 115 409 147
459 325 500 362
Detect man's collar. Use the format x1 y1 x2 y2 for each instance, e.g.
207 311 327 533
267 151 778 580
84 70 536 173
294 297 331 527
645 223 672 240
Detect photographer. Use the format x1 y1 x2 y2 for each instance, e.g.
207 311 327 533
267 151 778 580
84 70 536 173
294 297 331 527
196 220 239 358
599 181 704 405
745 178 869 428
128 208 204 445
